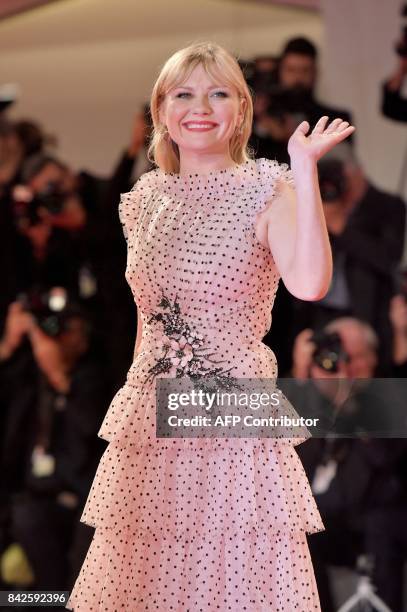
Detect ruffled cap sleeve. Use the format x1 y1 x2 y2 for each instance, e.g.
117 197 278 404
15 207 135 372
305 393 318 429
256 157 295 204
118 169 157 243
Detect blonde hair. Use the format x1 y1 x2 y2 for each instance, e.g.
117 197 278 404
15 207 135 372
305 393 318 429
148 41 254 173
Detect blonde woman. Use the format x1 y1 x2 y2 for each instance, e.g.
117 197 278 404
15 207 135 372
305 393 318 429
67 42 354 611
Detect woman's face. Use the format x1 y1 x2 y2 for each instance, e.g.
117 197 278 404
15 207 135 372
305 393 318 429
159 63 246 158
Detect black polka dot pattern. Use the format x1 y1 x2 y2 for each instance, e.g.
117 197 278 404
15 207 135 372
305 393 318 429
66 158 324 610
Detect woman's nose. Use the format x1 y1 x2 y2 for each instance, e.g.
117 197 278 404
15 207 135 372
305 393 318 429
191 95 212 113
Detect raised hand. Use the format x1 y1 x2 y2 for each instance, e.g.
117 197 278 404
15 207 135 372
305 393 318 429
287 116 355 163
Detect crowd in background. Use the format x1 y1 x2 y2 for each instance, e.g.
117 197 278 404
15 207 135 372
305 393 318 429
0 34 407 611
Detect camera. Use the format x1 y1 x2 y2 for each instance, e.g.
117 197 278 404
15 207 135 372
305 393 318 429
17 287 90 338
310 330 349 373
11 181 71 227
265 84 316 120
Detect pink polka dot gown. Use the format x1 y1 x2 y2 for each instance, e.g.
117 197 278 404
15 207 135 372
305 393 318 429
66 158 325 611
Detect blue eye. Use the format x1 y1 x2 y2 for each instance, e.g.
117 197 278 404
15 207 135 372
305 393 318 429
175 91 228 98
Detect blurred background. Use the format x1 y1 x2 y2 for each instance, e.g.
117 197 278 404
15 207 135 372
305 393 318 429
0 0 405 193
0 0 407 610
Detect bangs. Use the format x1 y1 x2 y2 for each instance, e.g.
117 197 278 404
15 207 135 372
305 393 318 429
161 55 238 98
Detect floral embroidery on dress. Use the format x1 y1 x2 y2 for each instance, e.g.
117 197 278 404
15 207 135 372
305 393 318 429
143 289 243 393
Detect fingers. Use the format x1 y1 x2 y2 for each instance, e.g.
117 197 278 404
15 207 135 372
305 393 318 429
312 116 330 134
296 120 310 134
334 125 356 142
324 118 344 134
313 116 356 136
327 122 354 134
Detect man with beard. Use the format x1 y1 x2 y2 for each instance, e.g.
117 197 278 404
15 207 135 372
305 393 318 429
277 37 354 141
250 38 355 164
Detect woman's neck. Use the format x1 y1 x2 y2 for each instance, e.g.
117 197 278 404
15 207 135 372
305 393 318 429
178 152 236 176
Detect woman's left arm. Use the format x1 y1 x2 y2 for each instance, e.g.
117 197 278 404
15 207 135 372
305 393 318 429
266 116 355 301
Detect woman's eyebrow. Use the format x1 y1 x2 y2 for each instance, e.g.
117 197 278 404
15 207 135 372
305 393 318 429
172 84 230 91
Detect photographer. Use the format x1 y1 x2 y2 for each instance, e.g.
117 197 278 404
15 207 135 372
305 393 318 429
278 37 354 141
250 37 355 164
249 91 297 165
0 294 107 591
285 317 407 611
247 55 292 163
10 155 89 303
290 153 406 376
9 153 115 399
